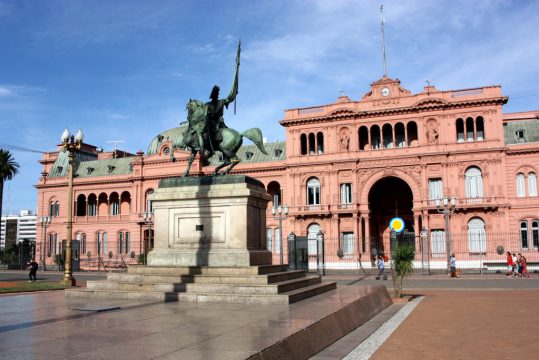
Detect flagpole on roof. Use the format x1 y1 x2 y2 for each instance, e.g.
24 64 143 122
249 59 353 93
380 5 387 77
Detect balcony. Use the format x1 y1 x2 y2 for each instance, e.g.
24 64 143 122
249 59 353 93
426 196 501 210
73 214 133 223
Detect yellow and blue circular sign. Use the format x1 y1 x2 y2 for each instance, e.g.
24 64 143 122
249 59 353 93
389 217 405 233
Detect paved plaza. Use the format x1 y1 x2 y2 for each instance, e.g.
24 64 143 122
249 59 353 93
1 271 538 359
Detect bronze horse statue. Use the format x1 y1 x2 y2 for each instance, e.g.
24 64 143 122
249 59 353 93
171 99 267 176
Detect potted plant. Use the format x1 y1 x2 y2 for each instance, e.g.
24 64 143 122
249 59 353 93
391 243 415 298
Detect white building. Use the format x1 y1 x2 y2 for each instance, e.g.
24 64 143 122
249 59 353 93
1 209 37 249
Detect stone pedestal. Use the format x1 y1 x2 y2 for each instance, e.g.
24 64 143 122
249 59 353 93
147 175 272 267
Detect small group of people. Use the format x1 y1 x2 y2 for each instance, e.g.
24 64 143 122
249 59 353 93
506 251 530 278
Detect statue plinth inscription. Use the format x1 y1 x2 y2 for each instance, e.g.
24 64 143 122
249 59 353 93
147 175 272 267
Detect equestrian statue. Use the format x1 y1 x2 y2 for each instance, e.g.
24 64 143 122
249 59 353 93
171 40 267 176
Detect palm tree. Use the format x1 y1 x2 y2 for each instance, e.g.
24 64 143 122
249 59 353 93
0 149 20 251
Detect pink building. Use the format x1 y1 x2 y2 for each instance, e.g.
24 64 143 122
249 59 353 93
36 76 539 271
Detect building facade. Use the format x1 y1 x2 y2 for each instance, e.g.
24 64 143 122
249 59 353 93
35 76 539 271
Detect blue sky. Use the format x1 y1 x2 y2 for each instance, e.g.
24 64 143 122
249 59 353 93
1 0 539 214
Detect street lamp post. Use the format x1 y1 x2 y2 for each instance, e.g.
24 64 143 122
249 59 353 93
59 128 83 287
271 204 289 265
39 216 51 271
435 196 457 273
143 211 153 265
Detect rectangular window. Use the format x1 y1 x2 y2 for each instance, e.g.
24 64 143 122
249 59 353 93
430 230 446 256
528 173 537 196
266 228 273 252
307 187 320 205
111 202 119 216
81 234 86 255
341 232 354 255
96 233 101 255
517 174 526 197
103 232 108 253
520 222 529 249
275 228 281 254
428 179 443 200
119 232 124 254
125 232 130 254
532 221 539 248
340 183 352 204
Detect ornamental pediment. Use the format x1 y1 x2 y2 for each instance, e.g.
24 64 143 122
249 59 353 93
412 98 449 108
328 107 356 116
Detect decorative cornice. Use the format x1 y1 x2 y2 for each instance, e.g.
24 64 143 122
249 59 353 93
280 97 508 127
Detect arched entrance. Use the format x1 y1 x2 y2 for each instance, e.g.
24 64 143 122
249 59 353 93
368 176 414 255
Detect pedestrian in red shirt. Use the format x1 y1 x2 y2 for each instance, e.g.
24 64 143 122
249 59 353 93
506 251 513 276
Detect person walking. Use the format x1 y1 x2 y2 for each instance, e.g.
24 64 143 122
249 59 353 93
375 255 386 280
450 253 459 278
512 253 518 277
506 251 513 276
28 258 38 282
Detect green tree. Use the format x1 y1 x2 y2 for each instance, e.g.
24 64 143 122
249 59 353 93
0 149 20 262
391 243 415 298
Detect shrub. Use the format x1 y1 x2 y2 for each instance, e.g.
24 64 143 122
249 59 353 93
391 244 415 298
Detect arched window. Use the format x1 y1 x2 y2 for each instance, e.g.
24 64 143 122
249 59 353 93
300 134 307 155
382 124 393 148
467 218 486 253
76 194 86 216
520 221 529 249
109 192 120 216
466 117 474 142
516 173 526 197
306 177 321 205
267 181 281 208
528 172 537 196
98 193 108 215
465 167 483 201
476 116 485 141
307 223 321 255
370 125 381 149
395 123 406 148
317 132 324 154
456 118 465 142
120 191 131 215
308 133 315 154
406 121 418 145
358 126 369 150
532 220 539 248
145 189 154 213
87 194 97 216
49 200 60 217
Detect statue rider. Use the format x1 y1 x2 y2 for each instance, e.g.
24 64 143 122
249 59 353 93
199 42 240 159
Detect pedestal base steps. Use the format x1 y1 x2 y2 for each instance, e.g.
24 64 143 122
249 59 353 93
66 264 336 304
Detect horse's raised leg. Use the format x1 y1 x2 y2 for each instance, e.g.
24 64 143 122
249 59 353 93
221 158 240 175
212 158 229 176
183 151 196 177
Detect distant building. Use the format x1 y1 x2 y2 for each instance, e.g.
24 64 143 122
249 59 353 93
36 76 539 271
1 210 37 249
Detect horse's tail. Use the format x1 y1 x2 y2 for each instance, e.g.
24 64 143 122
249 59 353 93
242 128 268 155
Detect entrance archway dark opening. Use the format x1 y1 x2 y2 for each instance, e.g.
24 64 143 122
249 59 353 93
368 176 414 257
